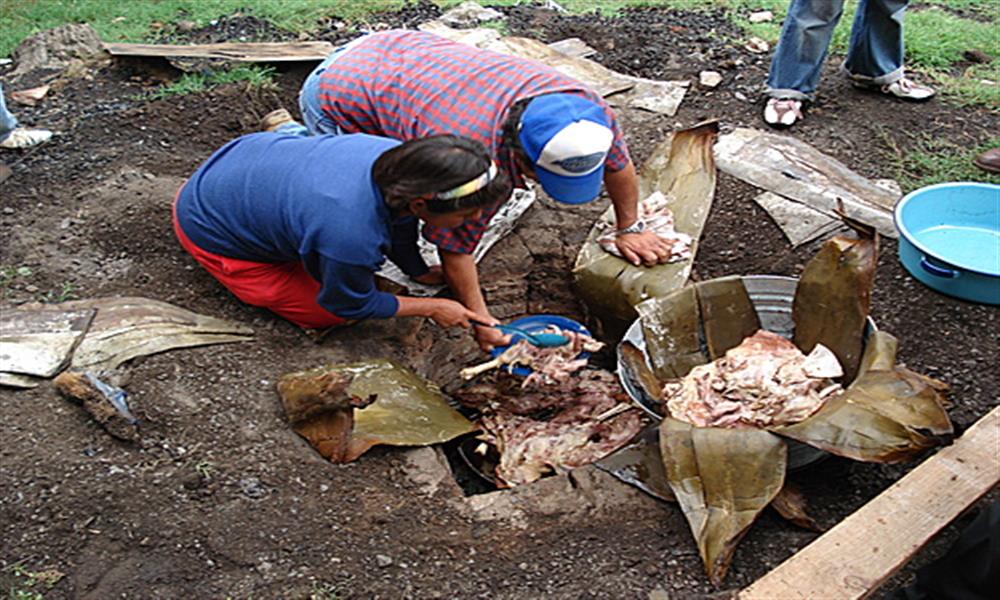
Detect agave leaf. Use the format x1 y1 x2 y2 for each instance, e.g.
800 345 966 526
696 276 761 359
596 425 675 502
619 341 666 412
573 121 718 339
792 232 878 384
637 286 707 380
772 332 952 463
770 482 823 532
660 417 787 585
857 329 899 376
279 360 475 463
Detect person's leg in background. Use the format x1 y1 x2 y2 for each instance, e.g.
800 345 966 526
0 82 52 149
261 36 369 136
844 0 934 99
764 0 846 126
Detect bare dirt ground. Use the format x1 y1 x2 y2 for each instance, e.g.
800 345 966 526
1 3 997 598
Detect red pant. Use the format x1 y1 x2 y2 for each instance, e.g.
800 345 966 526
172 190 346 329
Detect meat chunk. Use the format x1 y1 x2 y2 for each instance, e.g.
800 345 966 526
662 329 843 428
597 191 693 263
461 327 604 385
475 370 644 486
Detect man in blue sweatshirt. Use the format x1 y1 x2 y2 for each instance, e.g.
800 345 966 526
174 132 510 337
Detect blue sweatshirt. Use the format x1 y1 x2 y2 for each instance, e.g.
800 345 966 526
176 132 421 321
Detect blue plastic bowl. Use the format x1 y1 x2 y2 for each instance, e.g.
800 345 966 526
894 182 1000 305
489 315 593 377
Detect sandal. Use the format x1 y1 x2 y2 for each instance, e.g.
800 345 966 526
763 98 803 128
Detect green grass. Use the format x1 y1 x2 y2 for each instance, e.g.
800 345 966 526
882 134 1000 192
4 0 997 107
144 64 276 100
0 0 409 57
2 564 63 600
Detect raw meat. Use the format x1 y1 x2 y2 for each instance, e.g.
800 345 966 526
473 370 645 486
662 330 843 428
460 327 604 385
597 191 692 262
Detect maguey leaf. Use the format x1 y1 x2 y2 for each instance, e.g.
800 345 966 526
618 341 666 413
65 297 253 372
278 360 475 463
770 482 822 532
660 417 786 585
696 276 761 359
636 285 706 381
573 121 718 339
772 331 953 463
792 228 878 384
595 425 675 502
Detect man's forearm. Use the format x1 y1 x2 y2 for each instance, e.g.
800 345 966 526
440 250 489 314
605 161 641 228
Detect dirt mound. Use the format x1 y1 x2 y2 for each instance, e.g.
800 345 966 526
11 23 106 79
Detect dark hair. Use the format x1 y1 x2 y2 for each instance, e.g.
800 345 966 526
501 97 532 168
372 135 512 214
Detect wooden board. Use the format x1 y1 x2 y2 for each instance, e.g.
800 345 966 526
103 41 334 62
740 406 1000 600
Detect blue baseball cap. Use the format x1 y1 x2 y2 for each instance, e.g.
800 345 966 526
517 93 614 205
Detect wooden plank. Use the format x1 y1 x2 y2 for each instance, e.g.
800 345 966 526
740 406 1000 600
103 41 334 62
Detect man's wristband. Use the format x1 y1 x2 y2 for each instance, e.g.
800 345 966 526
615 219 646 236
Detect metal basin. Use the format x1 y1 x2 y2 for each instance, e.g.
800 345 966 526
616 275 877 471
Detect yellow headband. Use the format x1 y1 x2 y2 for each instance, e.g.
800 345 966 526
435 162 498 200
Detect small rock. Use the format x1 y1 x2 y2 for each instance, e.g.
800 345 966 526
963 49 991 64
749 10 774 23
176 20 197 32
745 37 770 54
734 91 749 102
375 554 393 567
649 588 670 600
25 284 39 293
699 70 723 88
2 207 14 214
239 477 267 499
440 2 505 28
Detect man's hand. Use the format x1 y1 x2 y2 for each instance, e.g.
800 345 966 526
615 231 675 267
426 299 496 329
411 265 445 286
473 324 512 353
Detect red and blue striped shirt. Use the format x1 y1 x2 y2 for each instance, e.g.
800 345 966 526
315 29 630 254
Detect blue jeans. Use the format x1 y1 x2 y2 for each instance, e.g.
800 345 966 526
275 35 369 136
767 0 907 101
0 83 18 143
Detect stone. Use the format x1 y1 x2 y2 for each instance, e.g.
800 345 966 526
699 70 723 88
375 554 393 567
649 588 671 600
12 24 106 78
440 2 505 28
745 37 770 54
748 10 774 23
403 446 459 497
